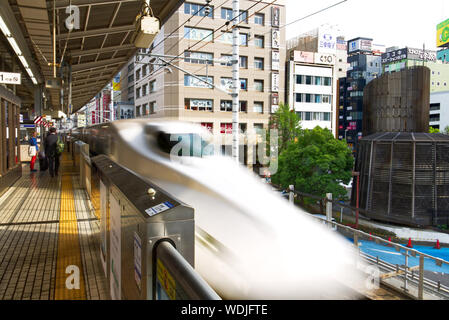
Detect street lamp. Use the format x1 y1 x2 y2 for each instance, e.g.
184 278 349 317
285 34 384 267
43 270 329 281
352 171 360 229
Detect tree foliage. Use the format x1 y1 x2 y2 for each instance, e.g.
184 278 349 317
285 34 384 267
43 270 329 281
272 127 354 201
429 127 440 133
268 102 301 154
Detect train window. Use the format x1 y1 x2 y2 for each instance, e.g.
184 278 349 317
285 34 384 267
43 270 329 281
157 132 214 157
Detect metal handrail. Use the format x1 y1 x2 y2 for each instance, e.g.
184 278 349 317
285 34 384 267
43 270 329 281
315 216 449 300
154 240 221 300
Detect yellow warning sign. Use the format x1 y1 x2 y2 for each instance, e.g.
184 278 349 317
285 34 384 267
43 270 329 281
157 259 176 300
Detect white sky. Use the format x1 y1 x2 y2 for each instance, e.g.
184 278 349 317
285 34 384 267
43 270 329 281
285 0 449 51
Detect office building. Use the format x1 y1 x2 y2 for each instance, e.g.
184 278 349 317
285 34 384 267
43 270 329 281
133 0 286 166
286 51 335 133
430 91 449 131
286 25 348 136
337 37 383 152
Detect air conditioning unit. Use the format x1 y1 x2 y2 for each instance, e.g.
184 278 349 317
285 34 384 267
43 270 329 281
45 77 62 89
132 16 160 48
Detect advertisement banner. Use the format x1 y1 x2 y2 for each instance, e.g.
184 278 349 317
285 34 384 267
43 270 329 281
348 38 372 53
318 30 336 53
272 6 280 27
314 53 335 65
381 48 407 64
272 29 280 49
407 48 437 61
293 51 314 63
437 18 449 48
272 51 280 71
271 73 279 92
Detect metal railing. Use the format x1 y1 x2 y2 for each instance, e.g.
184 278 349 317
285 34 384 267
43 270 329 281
315 216 449 300
153 240 221 300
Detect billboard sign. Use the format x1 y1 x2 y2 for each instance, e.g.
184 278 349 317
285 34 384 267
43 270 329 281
318 29 336 53
272 51 280 71
0 72 21 85
437 18 449 48
314 53 335 65
381 48 407 64
348 38 372 53
271 73 279 92
407 48 437 61
293 51 314 63
272 7 280 27
272 29 280 49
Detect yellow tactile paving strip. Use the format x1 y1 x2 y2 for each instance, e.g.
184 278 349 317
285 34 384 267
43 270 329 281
54 154 87 300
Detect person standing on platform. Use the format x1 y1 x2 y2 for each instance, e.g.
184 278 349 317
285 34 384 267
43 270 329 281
29 132 39 172
44 127 60 177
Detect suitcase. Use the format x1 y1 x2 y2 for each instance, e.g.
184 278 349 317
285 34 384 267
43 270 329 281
39 157 48 171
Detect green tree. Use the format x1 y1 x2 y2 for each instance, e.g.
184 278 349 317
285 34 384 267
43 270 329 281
444 126 449 135
272 127 354 212
430 127 440 133
268 102 302 154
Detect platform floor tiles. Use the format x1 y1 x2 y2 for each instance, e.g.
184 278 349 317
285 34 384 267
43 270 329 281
0 158 109 300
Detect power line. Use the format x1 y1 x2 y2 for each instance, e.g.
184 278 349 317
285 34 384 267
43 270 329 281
148 0 266 77
192 0 348 76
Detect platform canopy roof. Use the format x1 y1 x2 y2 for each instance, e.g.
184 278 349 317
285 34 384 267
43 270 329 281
4 0 180 113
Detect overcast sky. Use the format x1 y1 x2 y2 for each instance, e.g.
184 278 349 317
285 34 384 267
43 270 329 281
285 0 449 51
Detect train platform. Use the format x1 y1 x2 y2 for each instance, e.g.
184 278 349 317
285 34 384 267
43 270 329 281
0 152 108 300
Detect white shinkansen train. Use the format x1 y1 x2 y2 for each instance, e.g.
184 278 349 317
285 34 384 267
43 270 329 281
73 119 368 299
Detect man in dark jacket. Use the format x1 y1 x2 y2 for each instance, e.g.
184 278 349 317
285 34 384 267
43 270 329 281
44 127 60 177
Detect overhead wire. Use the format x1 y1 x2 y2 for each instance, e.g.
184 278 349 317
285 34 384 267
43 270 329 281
147 0 266 78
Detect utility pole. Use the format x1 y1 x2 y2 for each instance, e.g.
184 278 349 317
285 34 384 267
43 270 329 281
232 0 240 163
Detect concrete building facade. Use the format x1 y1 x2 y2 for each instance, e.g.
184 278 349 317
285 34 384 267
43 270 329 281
430 90 449 131
131 0 286 165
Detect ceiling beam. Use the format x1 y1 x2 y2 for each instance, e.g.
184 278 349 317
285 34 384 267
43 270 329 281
70 44 134 57
56 25 134 40
71 57 128 72
49 0 139 9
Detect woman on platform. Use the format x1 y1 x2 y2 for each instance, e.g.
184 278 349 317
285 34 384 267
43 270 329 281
29 132 39 172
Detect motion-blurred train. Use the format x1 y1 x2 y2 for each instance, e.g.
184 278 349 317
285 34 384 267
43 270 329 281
72 119 367 299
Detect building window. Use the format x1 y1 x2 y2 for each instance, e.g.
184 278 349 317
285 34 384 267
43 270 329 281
220 100 232 112
239 101 247 112
315 94 321 103
150 80 156 93
254 123 264 135
221 8 233 20
254 13 264 25
240 78 248 90
315 77 322 86
136 105 141 117
323 112 331 121
305 76 312 85
430 114 440 122
254 35 264 48
185 51 214 65
254 57 264 70
324 77 332 86
253 102 263 114
239 10 248 23
184 27 213 42
305 94 312 103
201 123 213 132
240 33 248 46
239 56 248 69
136 87 141 99
296 75 304 84
322 95 331 104
150 101 156 114
142 103 148 116
239 123 247 133
220 123 233 134
136 69 141 81
142 65 147 77
295 93 303 103
220 54 232 66
254 80 264 92
185 98 213 111
184 2 214 17
184 75 213 88
142 84 148 96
